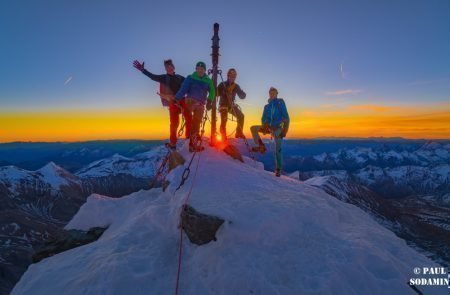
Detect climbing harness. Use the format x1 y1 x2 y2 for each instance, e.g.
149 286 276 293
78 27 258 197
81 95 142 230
218 71 257 164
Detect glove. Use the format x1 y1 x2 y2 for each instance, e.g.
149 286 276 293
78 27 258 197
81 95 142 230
133 60 145 71
280 122 288 138
206 100 212 111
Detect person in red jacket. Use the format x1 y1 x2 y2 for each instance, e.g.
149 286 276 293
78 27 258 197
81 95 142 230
133 59 191 149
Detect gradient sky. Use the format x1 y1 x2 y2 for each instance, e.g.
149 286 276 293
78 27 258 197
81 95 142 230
1 0 449 142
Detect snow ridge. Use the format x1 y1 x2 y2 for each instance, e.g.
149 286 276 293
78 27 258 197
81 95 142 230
12 143 445 295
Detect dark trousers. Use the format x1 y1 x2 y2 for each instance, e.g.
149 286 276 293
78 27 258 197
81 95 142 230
168 98 191 145
219 105 244 136
185 98 205 145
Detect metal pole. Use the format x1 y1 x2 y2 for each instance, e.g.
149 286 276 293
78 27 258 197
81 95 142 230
210 23 220 146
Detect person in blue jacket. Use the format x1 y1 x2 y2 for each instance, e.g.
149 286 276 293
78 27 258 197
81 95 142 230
250 87 290 177
175 61 215 152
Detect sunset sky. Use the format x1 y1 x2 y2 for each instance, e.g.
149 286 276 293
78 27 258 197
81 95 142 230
1 0 449 142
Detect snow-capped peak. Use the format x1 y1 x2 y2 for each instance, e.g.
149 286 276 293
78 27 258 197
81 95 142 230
37 162 76 188
0 165 31 182
12 142 443 295
38 161 63 173
75 149 163 178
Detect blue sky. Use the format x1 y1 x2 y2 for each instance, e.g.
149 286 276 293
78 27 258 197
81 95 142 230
1 0 449 140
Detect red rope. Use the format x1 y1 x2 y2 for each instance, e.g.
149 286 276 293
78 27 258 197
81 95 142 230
174 152 201 295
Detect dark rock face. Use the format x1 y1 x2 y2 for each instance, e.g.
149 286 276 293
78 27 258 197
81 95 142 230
0 210 64 295
32 227 107 263
180 205 224 245
168 151 185 172
81 175 151 198
223 144 244 163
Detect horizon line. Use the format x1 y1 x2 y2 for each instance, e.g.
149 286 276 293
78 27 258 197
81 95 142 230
1 136 449 144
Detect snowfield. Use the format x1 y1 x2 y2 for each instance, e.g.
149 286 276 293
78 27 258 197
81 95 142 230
12 142 447 295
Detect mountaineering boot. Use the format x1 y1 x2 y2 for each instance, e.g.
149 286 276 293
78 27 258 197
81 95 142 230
275 168 281 177
165 142 177 151
251 144 266 154
189 134 204 152
251 138 266 153
189 145 205 153
235 130 246 139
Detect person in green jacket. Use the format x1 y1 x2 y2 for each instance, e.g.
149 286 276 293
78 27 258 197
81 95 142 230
175 61 215 152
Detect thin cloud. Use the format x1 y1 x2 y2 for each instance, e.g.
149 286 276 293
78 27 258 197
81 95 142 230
340 62 348 80
325 89 363 96
64 76 73 86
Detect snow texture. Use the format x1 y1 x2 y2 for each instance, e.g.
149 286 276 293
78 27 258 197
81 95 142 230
36 162 70 188
12 142 446 295
75 148 164 178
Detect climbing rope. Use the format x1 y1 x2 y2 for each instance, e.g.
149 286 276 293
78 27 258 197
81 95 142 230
175 110 208 191
149 149 171 189
173 108 208 295
149 103 187 190
174 150 201 295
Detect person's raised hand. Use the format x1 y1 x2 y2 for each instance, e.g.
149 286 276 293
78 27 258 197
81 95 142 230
133 60 145 71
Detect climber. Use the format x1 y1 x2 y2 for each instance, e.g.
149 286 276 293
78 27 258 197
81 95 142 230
218 68 247 140
175 61 215 152
250 87 290 177
132 59 192 150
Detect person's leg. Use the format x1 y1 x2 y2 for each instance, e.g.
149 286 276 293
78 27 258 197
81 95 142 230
250 125 263 145
179 99 192 139
168 103 181 146
273 128 283 172
233 105 245 137
219 107 228 139
190 101 204 146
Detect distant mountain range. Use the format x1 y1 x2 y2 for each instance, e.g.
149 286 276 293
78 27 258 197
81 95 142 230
0 140 164 171
290 141 450 199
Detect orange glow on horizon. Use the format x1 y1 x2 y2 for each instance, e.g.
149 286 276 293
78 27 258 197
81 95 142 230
1 103 449 142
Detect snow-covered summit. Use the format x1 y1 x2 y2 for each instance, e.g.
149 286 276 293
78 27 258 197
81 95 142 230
37 161 78 188
75 148 165 178
12 142 445 295
0 162 80 196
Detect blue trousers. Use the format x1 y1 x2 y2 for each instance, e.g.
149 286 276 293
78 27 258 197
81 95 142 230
250 125 283 170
